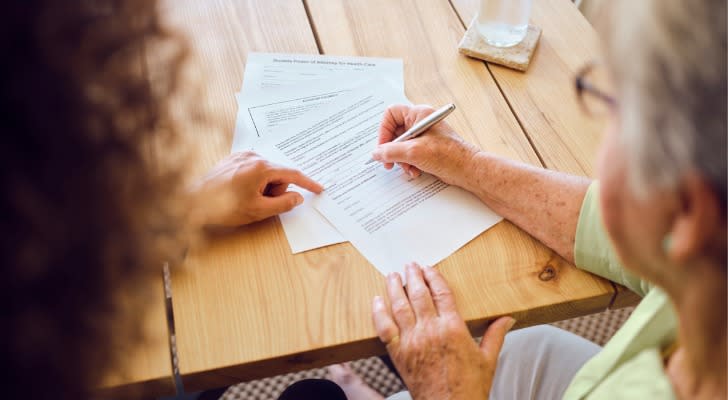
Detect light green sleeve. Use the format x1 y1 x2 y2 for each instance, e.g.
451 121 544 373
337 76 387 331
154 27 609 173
574 181 653 297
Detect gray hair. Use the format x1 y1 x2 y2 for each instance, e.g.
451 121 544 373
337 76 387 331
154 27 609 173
601 0 726 206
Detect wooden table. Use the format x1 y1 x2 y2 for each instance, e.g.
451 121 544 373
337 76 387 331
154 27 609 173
105 0 634 395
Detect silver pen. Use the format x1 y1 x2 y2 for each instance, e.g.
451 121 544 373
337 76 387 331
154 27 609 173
368 103 456 164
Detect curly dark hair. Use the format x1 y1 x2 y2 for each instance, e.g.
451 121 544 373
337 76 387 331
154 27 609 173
0 1 192 398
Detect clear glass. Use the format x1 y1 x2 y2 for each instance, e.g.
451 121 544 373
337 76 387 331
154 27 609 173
477 0 533 48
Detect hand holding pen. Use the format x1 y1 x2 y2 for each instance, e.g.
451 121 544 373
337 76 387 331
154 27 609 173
371 104 480 190
368 103 455 165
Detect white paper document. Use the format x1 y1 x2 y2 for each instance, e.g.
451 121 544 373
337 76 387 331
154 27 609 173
232 80 366 253
262 133 346 254
240 53 404 93
274 185 346 254
233 54 405 254
232 80 356 152
257 82 503 276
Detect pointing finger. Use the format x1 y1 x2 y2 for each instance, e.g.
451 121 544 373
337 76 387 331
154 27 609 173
267 167 323 194
258 191 303 216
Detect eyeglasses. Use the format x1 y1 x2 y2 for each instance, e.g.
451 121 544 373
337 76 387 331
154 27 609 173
575 62 617 117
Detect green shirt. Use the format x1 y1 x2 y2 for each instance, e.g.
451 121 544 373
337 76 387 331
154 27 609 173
563 182 678 399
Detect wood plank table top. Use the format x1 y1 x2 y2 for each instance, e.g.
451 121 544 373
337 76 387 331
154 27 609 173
450 0 639 306
160 0 618 392
451 0 605 176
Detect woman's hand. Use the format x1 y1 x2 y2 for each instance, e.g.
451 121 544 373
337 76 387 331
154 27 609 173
372 263 515 400
371 104 480 190
191 151 323 228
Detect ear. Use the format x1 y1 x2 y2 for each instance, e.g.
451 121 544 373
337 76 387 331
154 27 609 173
667 172 724 265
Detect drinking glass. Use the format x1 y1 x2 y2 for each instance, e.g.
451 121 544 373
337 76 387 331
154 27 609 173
477 0 533 47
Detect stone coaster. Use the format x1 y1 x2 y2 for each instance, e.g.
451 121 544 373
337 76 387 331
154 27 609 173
458 18 542 72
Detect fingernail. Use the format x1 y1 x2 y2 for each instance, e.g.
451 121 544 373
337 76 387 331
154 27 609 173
407 169 415 178
371 151 381 160
296 196 303 205
507 317 517 330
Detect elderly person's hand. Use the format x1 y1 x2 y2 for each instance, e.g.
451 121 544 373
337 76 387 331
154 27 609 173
371 104 480 189
191 151 322 227
373 263 516 400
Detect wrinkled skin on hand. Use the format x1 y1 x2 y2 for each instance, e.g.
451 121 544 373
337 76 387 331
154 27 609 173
372 104 480 190
372 263 516 400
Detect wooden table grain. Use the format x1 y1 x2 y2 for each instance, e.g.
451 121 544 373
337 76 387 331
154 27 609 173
451 0 640 306
451 0 604 176
161 0 617 392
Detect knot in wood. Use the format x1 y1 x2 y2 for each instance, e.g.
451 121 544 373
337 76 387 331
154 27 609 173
539 265 557 281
